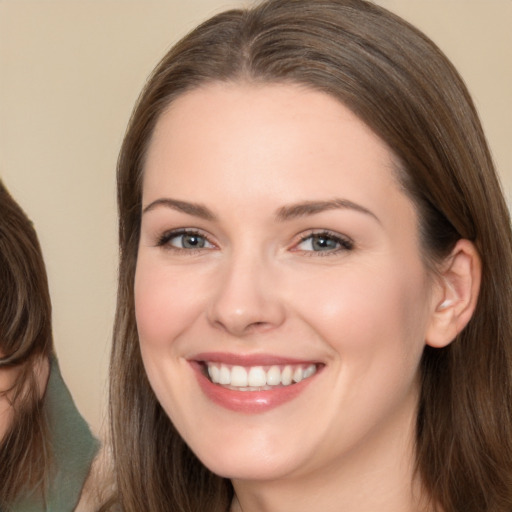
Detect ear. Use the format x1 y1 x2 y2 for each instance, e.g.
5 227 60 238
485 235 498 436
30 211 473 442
425 239 481 348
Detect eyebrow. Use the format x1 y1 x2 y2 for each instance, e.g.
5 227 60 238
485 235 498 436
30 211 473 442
142 198 216 220
142 197 379 224
275 199 380 223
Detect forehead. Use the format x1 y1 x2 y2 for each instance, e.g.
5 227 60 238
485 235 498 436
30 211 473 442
143 83 418 238
144 83 401 194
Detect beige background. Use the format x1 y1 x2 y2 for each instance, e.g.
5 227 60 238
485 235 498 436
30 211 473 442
0 0 510 433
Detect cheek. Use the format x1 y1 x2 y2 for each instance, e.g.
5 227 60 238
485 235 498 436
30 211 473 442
293 260 430 366
294 263 430 444
134 258 199 418
134 257 205 349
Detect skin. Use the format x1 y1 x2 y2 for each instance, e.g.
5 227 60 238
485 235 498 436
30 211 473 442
135 83 454 512
0 364 18 440
0 356 50 441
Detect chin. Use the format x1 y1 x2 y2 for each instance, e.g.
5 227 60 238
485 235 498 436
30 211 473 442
200 454 295 482
182 425 315 483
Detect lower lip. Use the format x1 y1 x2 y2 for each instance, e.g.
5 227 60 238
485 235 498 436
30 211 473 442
190 362 318 414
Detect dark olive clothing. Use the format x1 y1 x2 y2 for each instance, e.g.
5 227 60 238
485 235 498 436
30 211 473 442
10 357 99 512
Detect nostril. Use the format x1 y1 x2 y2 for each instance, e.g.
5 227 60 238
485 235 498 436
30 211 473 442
246 321 273 333
212 319 273 336
241 320 278 335
207 280 286 335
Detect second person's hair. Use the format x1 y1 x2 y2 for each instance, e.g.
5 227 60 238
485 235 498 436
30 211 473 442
0 181 54 506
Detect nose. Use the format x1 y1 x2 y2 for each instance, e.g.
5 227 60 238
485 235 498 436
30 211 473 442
207 253 286 337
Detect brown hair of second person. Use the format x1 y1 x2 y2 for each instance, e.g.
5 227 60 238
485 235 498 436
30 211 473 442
0 181 53 504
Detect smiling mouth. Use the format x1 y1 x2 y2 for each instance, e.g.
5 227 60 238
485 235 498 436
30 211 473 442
202 362 319 391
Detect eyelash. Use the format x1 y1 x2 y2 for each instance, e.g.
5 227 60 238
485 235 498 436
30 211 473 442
155 229 354 256
156 229 215 253
293 230 354 256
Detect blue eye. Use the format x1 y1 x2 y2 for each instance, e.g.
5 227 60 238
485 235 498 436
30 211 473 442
158 230 214 251
296 232 353 253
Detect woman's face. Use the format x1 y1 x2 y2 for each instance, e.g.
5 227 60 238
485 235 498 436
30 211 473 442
135 83 439 482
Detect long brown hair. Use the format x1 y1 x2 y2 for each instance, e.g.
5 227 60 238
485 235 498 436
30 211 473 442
108 1 512 510
0 181 53 507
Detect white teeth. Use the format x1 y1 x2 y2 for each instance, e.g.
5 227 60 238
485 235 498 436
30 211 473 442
205 362 318 389
266 365 281 386
293 366 304 383
303 364 316 379
231 365 248 387
248 366 267 387
219 365 231 385
281 365 293 386
208 365 220 383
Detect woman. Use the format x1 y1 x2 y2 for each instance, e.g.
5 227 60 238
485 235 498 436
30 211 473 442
107 0 512 511
0 181 99 511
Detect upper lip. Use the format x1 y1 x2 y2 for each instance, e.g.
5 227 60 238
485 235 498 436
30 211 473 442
191 352 320 367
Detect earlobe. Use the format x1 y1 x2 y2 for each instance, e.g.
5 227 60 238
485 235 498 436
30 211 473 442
425 239 481 348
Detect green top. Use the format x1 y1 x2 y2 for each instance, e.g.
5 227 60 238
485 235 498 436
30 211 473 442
10 357 99 512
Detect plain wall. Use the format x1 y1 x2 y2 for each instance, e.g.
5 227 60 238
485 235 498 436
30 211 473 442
0 0 510 433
